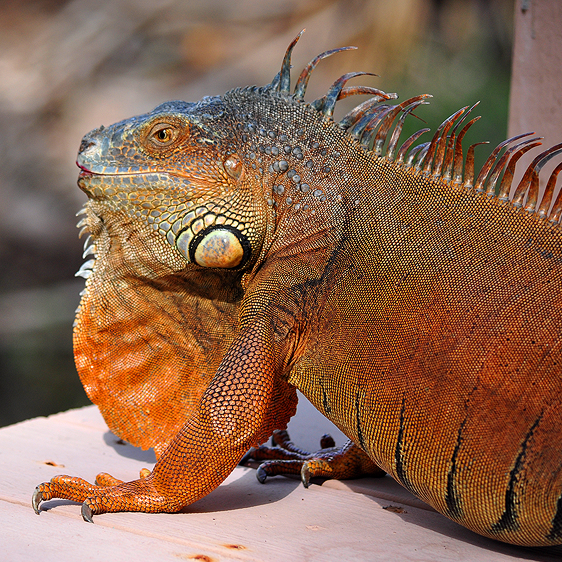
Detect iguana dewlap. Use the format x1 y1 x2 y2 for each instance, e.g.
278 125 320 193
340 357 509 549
33 33 562 547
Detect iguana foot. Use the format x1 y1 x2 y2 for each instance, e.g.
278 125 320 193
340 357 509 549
242 430 386 487
32 471 174 522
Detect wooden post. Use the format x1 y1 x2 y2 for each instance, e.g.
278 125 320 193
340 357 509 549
508 0 562 192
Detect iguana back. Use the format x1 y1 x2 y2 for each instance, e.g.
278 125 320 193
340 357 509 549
33 34 562 547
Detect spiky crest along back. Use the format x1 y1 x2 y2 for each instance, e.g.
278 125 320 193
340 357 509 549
217 30 562 234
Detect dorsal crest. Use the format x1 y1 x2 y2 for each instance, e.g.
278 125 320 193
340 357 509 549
267 31 562 228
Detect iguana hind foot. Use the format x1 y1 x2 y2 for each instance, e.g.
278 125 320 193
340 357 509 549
243 430 386 487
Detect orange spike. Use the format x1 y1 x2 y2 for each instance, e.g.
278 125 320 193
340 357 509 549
320 72 378 119
339 96 392 131
440 102 479 182
512 159 542 207
414 143 431 171
294 46 357 101
360 105 397 151
396 129 430 164
422 107 466 177
463 142 489 190
538 161 562 219
484 139 542 196
548 170 562 224
523 144 562 213
339 86 396 100
510 145 562 208
405 142 429 168
386 99 429 161
371 95 430 156
451 117 481 185
496 143 542 201
432 106 472 179
441 135 457 182
349 105 395 141
277 30 305 95
523 168 541 213
473 133 533 193
452 101 480 135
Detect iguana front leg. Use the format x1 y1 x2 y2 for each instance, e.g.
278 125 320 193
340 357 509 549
33 320 297 521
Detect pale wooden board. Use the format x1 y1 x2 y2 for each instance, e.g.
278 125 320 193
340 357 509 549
1 403 561 561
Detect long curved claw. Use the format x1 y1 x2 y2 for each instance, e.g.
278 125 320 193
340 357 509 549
33 481 97 522
81 502 94 523
32 488 43 514
256 465 268 484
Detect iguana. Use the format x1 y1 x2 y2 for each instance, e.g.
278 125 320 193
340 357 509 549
32 33 562 547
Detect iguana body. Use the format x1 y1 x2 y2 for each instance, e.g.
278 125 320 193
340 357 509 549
33 35 562 547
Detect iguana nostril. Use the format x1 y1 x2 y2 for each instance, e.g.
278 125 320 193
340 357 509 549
79 138 96 154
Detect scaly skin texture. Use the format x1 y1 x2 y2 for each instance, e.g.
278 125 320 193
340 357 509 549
33 35 562 547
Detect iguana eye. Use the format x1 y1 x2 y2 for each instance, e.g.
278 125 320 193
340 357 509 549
148 123 178 147
223 154 243 180
156 129 171 141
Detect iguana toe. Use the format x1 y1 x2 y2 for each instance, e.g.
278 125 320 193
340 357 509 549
95 472 124 487
31 473 174 520
256 465 268 484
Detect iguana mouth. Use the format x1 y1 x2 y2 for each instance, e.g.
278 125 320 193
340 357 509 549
76 161 130 177
77 161 94 173
76 155 146 178
77 162 112 185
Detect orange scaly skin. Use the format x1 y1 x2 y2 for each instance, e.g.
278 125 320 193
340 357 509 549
33 35 562 546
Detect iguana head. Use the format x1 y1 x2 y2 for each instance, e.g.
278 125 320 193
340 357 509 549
66 33 458 454
77 96 262 273
75 32 368 454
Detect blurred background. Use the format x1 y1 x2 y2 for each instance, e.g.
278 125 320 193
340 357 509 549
0 0 515 426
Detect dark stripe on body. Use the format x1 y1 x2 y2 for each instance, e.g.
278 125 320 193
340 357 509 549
321 386 331 415
491 414 543 534
444 418 467 520
355 392 367 450
394 396 413 491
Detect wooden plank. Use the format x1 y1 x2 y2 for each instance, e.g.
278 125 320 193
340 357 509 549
1 405 561 560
